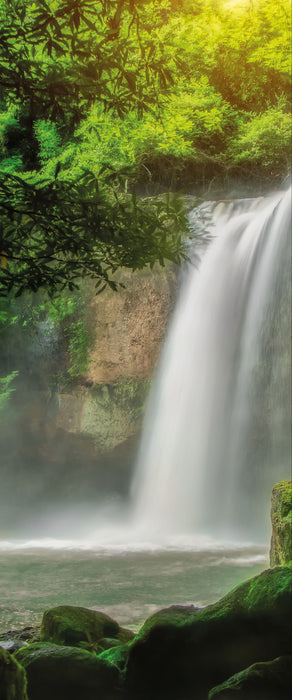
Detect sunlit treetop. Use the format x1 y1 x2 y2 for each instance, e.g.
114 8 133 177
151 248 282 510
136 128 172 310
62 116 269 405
0 0 290 298
0 0 183 126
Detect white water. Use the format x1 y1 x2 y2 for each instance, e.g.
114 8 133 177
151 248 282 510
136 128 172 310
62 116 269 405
131 188 291 543
2 191 290 637
1 189 290 555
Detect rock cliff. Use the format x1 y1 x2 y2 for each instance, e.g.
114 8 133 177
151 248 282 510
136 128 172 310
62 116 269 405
0 266 177 529
85 267 177 384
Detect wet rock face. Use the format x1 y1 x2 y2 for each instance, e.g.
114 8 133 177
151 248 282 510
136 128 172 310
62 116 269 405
270 480 292 566
0 647 28 700
85 267 176 384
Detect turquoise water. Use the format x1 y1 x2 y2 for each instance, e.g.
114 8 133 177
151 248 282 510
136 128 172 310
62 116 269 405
0 543 268 633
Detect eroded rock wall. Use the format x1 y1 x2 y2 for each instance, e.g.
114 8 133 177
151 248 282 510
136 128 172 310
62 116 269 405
55 266 176 448
0 266 176 529
84 266 176 384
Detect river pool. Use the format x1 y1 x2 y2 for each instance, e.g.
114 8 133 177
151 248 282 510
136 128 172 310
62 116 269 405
0 540 268 634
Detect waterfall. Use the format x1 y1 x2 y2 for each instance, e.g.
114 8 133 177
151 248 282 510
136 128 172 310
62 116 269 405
131 188 291 543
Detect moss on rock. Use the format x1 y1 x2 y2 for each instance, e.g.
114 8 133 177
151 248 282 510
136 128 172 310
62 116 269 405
0 648 28 700
138 604 201 635
270 480 292 567
40 605 134 650
14 642 121 700
98 644 131 675
125 566 292 700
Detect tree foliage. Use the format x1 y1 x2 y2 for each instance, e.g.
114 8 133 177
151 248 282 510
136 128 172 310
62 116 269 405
0 0 188 297
0 168 186 297
0 0 291 298
0 369 18 411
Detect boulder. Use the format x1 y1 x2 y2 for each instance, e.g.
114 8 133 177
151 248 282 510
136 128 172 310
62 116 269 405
208 655 292 699
139 604 201 634
40 605 134 650
270 480 292 566
0 647 28 700
14 642 121 700
125 566 292 700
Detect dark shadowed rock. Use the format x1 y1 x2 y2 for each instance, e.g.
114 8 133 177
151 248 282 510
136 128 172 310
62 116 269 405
125 566 292 700
270 480 292 566
15 642 121 700
40 605 134 650
208 655 292 699
139 604 201 634
0 647 28 699
0 626 40 646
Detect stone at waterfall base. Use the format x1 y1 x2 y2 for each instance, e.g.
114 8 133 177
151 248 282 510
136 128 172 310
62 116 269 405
125 566 292 699
208 655 292 699
7 565 292 700
0 647 28 700
40 605 134 650
14 643 121 700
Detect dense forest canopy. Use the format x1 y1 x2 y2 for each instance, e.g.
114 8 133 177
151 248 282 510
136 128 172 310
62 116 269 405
0 0 291 299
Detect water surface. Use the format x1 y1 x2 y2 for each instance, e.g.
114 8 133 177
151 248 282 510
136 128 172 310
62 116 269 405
0 542 268 633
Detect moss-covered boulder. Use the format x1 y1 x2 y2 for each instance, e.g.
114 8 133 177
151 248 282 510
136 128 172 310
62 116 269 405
0 648 28 700
40 605 134 650
125 566 292 700
139 604 201 633
14 642 121 700
98 644 131 675
208 655 292 699
270 480 292 566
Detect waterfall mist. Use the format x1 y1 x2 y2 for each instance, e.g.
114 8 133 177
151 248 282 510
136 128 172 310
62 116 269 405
131 188 291 543
0 188 290 549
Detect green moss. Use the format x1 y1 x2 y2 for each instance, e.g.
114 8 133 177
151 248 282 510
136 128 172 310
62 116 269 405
126 567 292 699
98 644 130 675
114 377 151 420
270 481 292 566
40 606 120 647
14 643 121 700
0 648 28 700
78 379 151 450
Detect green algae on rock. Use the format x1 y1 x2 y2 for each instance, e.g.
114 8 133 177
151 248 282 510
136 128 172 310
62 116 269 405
138 604 201 635
0 648 28 700
14 642 121 700
208 655 292 699
98 644 131 675
40 605 134 651
270 480 292 567
125 566 292 700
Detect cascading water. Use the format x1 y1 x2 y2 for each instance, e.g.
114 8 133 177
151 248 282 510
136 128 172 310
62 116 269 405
131 187 291 543
1 191 290 635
